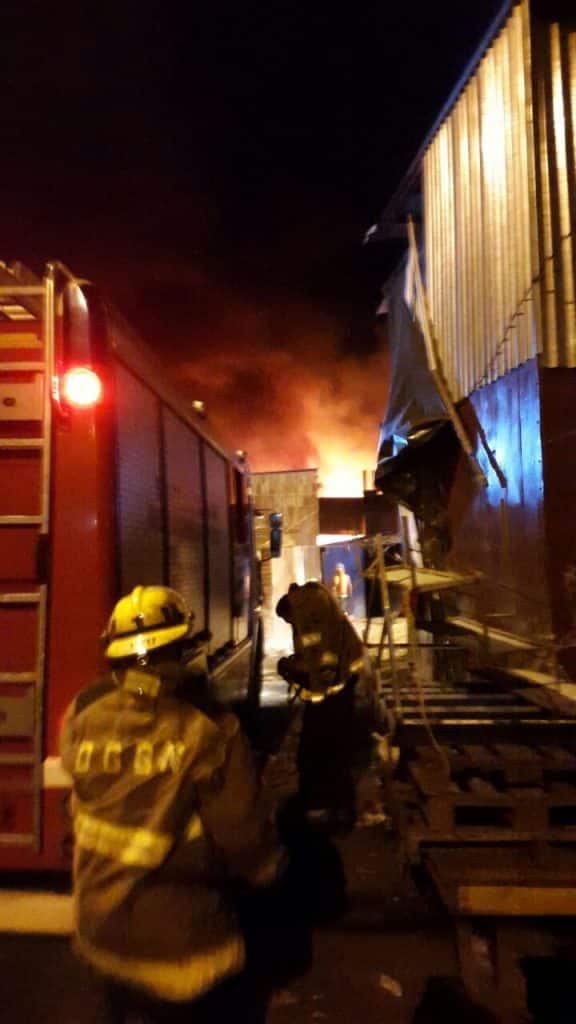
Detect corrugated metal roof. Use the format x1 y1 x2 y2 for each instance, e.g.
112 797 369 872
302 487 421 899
368 1 514 243
370 1 576 381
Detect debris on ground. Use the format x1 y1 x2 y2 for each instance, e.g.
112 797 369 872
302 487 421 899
356 802 389 827
269 989 301 1008
378 973 404 998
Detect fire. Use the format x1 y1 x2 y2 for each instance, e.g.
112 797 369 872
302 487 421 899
317 456 369 498
95 260 390 498
301 355 384 497
170 297 389 498
305 430 373 497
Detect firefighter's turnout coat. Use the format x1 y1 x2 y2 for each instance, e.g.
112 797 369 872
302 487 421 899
276 581 366 701
276 583 376 819
60 669 284 1002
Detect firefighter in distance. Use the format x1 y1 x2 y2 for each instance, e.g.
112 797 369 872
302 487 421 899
329 561 353 615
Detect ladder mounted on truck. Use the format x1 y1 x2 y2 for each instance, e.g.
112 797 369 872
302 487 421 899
0 262 54 851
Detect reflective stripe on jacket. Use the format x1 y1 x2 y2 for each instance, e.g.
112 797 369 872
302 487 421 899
60 670 283 1002
278 582 365 699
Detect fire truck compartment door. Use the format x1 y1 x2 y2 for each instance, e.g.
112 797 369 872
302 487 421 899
0 375 44 421
0 689 34 737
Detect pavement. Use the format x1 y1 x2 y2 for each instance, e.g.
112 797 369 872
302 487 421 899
0 836 460 1024
264 826 459 1024
259 662 460 1024
0 656 467 1023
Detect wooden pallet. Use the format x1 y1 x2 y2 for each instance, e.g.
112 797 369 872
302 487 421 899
380 674 576 749
393 807 576 862
387 744 576 860
414 742 576 785
425 846 576 915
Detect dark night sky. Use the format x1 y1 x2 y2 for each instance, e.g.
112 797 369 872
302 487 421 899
2 1 505 493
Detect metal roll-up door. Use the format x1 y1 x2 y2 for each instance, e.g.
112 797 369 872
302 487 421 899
115 364 164 590
163 409 205 630
204 444 231 652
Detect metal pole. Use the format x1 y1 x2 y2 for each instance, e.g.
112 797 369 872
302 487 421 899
374 533 402 721
400 515 419 683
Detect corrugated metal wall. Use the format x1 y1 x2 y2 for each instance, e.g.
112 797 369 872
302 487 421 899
533 19 576 368
423 0 576 399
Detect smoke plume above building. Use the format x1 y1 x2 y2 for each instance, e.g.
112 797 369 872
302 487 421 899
171 289 389 497
91 253 389 498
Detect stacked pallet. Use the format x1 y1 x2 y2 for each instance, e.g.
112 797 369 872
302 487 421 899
379 673 576 745
390 742 576 861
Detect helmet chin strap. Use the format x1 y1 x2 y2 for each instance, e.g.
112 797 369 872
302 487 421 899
115 643 202 693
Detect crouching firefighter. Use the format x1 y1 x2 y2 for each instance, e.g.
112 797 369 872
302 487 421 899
276 581 374 830
60 585 287 1022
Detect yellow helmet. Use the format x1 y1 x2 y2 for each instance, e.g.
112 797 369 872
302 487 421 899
104 585 193 660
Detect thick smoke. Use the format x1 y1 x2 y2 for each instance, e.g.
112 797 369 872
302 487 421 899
95 258 389 497
173 296 389 496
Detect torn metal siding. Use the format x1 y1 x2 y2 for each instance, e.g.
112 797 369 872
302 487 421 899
376 260 448 478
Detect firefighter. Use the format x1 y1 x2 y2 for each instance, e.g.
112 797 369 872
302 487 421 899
60 585 287 1023
276 581 373 830
330 561 353 615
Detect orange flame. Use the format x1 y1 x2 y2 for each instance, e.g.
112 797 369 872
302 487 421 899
178 349 387 497
164 289 389 497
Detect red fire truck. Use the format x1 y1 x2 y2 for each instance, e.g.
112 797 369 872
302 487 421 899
0 259 264 872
